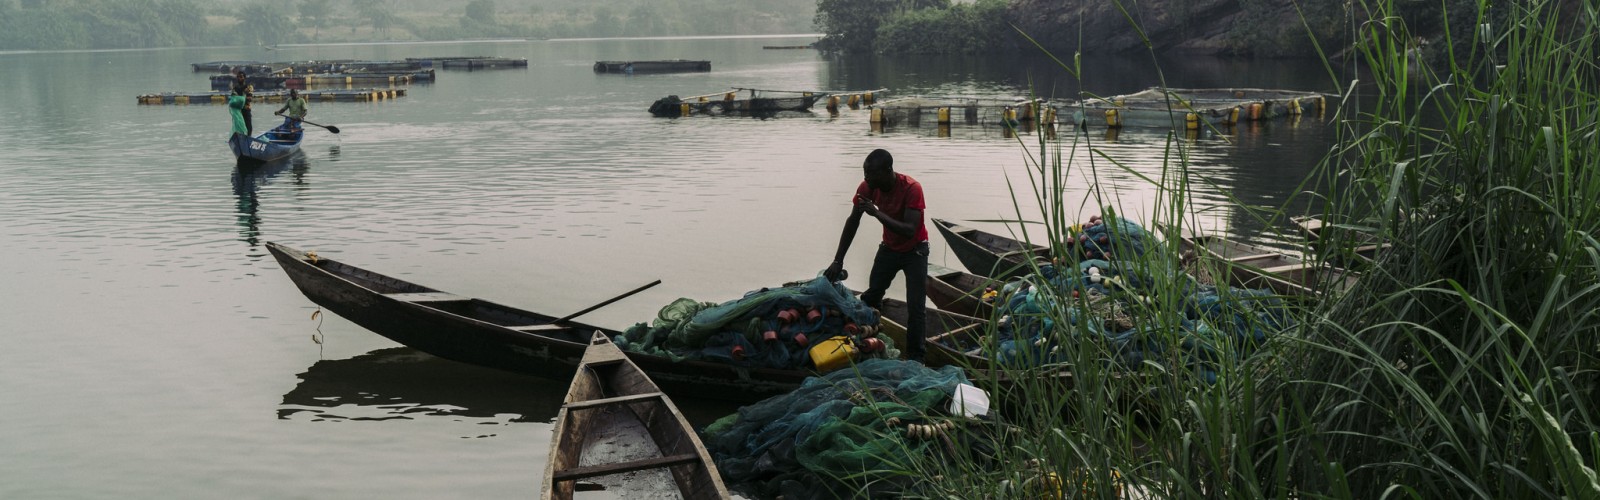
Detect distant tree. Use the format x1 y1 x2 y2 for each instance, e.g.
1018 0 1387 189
815 0 949 53
157 0 211 44
626 4 661 36
464 0 495 25
591 5 619 36
235 3 297 45
352 0 399 36
299 0 332 39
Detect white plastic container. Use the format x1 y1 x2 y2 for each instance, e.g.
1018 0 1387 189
948 383 990 418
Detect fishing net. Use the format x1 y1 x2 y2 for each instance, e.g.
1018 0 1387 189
1067 214 1153 261
975 218 1295 381
227 95 248 135
701 358 972 499
614 276 898 370
648 95 682 117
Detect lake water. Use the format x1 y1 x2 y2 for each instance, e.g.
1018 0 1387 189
0 36 1341 498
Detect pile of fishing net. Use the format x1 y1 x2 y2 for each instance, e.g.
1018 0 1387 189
647 95 683 117
613 276 898 370
975 218 1296 381
1067 214 1153 261
701 358 976 499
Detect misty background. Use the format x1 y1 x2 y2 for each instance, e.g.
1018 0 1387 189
0 0 819 50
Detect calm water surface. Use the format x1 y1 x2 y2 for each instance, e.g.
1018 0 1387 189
0 37 1341 498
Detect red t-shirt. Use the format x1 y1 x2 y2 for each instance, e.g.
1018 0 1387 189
854 173 928 252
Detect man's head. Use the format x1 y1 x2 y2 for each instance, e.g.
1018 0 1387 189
862 149 895 191
289 89 299 98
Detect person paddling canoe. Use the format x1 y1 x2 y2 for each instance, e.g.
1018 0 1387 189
274 88 308 133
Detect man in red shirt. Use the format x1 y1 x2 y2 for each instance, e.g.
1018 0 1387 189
824 149 930 362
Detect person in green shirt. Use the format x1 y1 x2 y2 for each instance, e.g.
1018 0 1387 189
274 89 309 132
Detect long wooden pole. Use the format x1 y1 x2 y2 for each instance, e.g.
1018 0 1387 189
553 279 662 324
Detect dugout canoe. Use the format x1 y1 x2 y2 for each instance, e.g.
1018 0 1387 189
229 119 302 164
1171 229 1358 296
541 332 730 500
265 242 809 403
1290 215 1387 266
875 297 992 370
925 264 1002 319
932 218 1051 280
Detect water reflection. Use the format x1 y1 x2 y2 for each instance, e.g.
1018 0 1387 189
232 152 309 248
279 347 744 426
278 347 566 423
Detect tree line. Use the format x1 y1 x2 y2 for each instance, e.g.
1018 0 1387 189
0 0 815 50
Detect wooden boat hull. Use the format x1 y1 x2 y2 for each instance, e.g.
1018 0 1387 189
266 242 809 403
925 264 1001 319
542 332 729 500
1291 215 1386 265
875 297 991 370
931 218 1050 280
229 121 302 164
1174 231 1357 296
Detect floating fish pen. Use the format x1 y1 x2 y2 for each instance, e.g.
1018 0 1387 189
440 57 527 69
325 60 428 72
1068 87 1330 130
594 60 711 74
191 60 267 72
648 88 883 118
868 97 1057 128
197 58 529 75
136 88 406 105
208 71 433 90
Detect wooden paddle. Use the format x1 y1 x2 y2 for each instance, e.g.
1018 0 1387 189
276 112 340 134
299 119 340 134
553 279 662 324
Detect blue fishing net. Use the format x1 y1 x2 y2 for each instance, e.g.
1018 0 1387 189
973 218 1295 381
1068 214 1153 261
701 358 971 499
614 277 897 370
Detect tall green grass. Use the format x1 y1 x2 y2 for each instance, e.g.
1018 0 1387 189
873 0 1599 498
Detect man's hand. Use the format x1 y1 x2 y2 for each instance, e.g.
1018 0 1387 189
854 195 879 217
823 261 847 282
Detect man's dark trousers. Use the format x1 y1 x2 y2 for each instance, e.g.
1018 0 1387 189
859 241 929 362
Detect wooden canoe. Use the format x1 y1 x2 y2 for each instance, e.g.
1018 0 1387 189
1291 215 1387 265
931 218 1050 280
229 118 302 164
874 297 992 370
925 264 1002 319
542 332 730 500
1172 230 1358 296
265 242 810 403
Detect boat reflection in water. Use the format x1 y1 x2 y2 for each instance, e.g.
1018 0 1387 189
279 347 569 422
280 346 745 425
233 151 309 248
